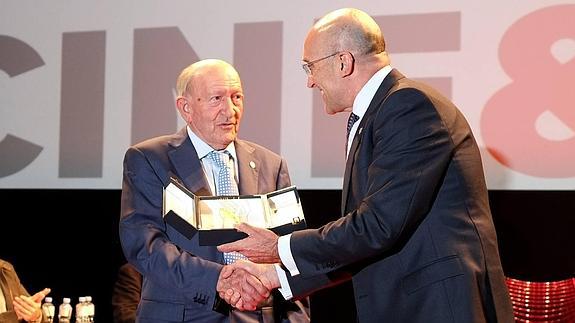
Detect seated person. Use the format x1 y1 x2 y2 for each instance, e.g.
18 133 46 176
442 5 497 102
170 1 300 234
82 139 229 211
0 258 50 323
112 262 142 323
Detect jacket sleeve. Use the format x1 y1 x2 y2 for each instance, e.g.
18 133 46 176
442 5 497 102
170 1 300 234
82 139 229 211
119 146 223 302
291 88 454 277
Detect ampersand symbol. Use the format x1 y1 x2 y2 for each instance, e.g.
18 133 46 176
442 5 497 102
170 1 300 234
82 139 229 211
481 4 575 178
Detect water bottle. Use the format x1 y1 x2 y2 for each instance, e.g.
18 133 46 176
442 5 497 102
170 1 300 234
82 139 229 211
75 297 86 322
84 296 94 322
41 297 55 323
58 297 73 323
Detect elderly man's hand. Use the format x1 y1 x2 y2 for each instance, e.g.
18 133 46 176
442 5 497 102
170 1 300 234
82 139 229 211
216 264 270 311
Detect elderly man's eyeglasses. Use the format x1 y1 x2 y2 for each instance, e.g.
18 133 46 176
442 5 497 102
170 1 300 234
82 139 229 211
302 52 340 75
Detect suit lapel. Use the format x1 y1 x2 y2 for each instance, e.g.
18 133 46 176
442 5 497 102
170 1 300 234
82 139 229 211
167 130 260 196
167 128 212 196
235 140 258 195
340 69 405 215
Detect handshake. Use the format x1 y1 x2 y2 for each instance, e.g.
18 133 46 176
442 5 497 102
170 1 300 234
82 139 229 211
215 223 284 311
216 260 279 311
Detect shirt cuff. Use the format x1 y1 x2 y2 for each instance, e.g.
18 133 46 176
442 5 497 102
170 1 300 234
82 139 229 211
274 264 293 300
278 234 300 276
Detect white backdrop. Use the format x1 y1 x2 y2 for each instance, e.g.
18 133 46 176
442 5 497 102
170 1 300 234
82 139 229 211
1 0 574 189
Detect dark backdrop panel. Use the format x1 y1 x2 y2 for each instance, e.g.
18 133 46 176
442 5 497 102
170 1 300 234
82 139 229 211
0 189 573 322
489 190 575 281
0 189 123 323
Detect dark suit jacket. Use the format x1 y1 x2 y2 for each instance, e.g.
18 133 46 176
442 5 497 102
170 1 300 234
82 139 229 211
0 259 29 323
119 128 309 323
112 263 142 323
287 69 514 322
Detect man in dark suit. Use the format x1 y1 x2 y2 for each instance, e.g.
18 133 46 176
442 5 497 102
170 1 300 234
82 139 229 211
218 8 514 323
119 59 309 322
0 258 50 323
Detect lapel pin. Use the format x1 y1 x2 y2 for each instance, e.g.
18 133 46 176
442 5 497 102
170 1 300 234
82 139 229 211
249 161 256 169
358 127 363 135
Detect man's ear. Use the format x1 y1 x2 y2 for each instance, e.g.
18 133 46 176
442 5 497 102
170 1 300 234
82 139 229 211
340 52 354 77
176 97 189 112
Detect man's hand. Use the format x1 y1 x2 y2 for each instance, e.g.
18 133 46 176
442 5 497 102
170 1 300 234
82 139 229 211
13 288 50 322
229 259 280 291
217 264 270 311
217 223 281 263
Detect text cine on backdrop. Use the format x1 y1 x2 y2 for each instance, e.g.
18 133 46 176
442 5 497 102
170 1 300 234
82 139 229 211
1 1 573 189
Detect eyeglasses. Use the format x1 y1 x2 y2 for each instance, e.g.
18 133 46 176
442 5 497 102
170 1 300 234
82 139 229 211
302 52 340 75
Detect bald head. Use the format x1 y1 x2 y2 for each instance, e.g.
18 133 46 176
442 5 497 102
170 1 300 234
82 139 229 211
175 59 244 150
176 59 241 97
310 8 385 57
302 8 389 115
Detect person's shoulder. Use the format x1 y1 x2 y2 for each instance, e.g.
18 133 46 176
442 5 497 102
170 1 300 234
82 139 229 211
128 128 187 152
236 139 282 159
0 259 16 272
133 134 177 149
0 258 15 271
391 74 449 104
120 262 140 274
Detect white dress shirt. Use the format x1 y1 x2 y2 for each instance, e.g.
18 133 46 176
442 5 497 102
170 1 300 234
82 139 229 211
186 126 239 194
0 286 6 314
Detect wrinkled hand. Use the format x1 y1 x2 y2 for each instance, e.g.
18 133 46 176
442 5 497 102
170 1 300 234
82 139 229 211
217 264 270 311
229 259 280 291
217 223 281 263
13 288 50 322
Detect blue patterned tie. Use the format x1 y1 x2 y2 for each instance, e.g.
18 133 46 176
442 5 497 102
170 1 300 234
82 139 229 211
208 150 239 196
346 112 360 152
207 150 246 264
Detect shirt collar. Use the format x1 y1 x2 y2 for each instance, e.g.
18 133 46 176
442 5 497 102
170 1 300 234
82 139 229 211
352 65 393 118
186 126 237 161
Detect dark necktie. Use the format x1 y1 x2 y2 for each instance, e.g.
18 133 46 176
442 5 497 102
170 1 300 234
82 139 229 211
346 112 360 152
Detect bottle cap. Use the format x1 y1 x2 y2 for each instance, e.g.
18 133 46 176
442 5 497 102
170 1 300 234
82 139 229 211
85 296 92 302
79 296 86 302
45 297 52 303
63 297 71 303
